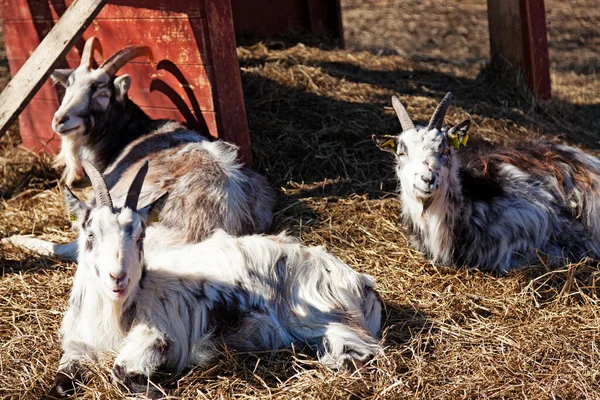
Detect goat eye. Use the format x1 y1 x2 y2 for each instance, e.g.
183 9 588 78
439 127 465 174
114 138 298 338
441 148 450 156
87 233 95 240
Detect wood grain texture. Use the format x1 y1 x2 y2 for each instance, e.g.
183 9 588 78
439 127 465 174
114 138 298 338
0 0 204 21
519 0 551 100
205 0 252 165
0 0 107 139
487 0 551 100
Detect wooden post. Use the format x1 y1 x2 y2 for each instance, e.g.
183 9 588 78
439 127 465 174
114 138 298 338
205 0 252 166
487 0 551 100
0 0 106 139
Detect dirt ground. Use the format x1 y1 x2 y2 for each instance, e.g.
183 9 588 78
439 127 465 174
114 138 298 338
1 0 599 399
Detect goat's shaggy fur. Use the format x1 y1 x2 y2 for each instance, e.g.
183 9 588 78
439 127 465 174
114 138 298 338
374 93 600 272
47 164 381 398
6 41 275 260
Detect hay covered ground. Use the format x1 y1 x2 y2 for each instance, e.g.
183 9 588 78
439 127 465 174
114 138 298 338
1 0 599 398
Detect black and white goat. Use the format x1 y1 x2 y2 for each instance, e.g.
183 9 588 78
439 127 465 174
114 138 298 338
46 161 382 398
373 92 600 272
7 37 274 260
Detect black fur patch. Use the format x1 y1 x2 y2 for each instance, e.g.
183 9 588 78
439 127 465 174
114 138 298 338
45 362 84 399
459 168 505 202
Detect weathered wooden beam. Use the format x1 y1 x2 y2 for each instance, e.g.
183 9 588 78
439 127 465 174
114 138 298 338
205 0 252 166
519 0 551 100
487 0 551 100
0 0 106 138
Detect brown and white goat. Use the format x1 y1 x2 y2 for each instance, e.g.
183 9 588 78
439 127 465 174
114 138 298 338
374 92 600 272
6 37 275 260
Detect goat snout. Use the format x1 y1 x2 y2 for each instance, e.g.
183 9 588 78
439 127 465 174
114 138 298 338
420 174 436 186
53 114 70 126
109 271 128 286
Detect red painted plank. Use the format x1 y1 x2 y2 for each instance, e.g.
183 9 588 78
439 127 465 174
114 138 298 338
3 0 247 155
0 0 204 21
18 101 61 154
5 19 210 65
205 0 251 164
139 107 218 138
519 0 551 100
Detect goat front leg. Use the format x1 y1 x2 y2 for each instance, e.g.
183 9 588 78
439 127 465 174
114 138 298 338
317 322 381 371
112 325 173 399
44 341 96 398
3 237 77 262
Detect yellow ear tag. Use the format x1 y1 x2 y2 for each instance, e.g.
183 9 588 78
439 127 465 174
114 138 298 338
448 134 460 149
68 213 77 222
382 139 396 149
448 133 468 149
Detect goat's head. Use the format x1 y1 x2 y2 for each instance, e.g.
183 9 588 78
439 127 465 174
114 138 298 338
50 37 153 136
373 92 470 201
65 160 165 302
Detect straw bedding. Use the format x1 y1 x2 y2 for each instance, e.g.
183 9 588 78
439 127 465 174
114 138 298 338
1 0 599 398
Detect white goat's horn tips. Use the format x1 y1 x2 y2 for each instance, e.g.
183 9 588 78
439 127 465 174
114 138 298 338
80 36 103 69
391 95 415 132
427 92 453 131
100 46 154 77
81 160 114 212
125 161 149 211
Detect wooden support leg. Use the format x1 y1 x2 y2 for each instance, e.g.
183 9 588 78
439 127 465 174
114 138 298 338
487 0 551 100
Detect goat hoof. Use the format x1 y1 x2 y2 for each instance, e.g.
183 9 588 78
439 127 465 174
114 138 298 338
112 364 163 398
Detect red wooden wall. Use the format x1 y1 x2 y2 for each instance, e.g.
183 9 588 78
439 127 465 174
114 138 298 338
231 0 343 39
0 0 252 163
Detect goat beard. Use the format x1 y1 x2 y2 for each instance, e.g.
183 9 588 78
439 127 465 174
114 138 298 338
104 296 126 337
421 197 434 215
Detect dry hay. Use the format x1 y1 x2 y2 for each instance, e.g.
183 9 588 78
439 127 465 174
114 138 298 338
1 0 599 398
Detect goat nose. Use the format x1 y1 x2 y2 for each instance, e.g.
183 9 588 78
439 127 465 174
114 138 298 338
110 271 126 282
54 114 69 125
421 174 436 185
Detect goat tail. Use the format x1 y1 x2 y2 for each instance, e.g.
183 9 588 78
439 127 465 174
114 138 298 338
2 236 78 262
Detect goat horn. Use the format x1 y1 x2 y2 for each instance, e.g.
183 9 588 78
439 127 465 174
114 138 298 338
391 95 415 132
427 92 453 131
124 161 149 211
81 160 114 212
100 46 154 77
80 36 103 69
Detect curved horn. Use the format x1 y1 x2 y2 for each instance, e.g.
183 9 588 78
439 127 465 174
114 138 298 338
391 95 415 132
80 36 103 69
427 92 453 131
124 161 149 211
81 160 113 212
100 46 153 77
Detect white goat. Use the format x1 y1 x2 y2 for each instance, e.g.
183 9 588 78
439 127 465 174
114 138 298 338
6 37 274 260
46 161 382 398
373 92 600 272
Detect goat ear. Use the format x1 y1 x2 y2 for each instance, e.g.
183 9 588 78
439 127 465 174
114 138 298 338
446 119 471 149
372 134 399 154
64 186 90 227
138 193 168 225
113 74 132 102
50 69 73 87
